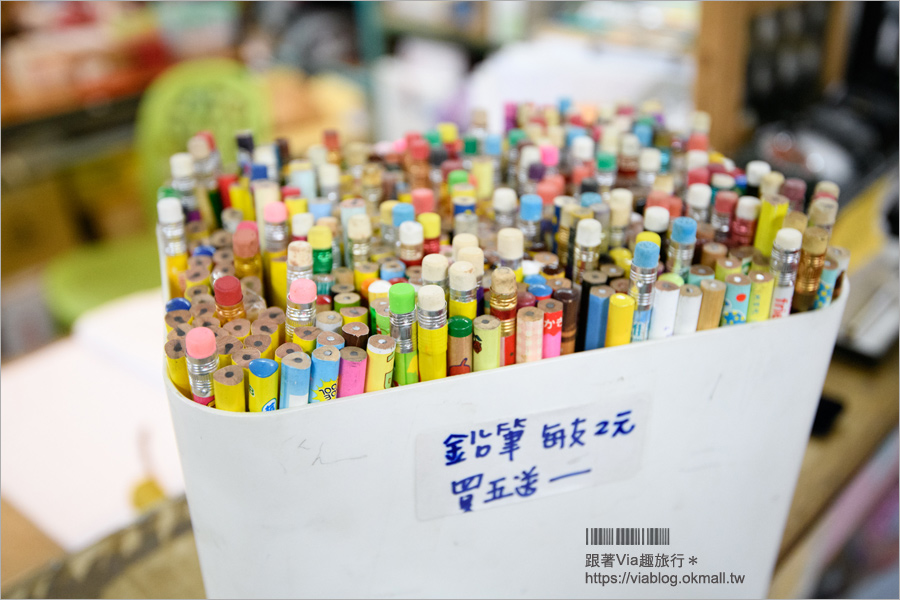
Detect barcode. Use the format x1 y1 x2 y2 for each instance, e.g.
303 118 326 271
585 527 670 545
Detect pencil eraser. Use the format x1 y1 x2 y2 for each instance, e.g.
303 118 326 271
774 228 803 252
580 192 602 207
417 285 445 311
157 198 183 224
417 212 441 240
491 267 517 295
736 196 762 220
399 220 424 245
449 261 476 291
236 220 258 233
633 240 661 269
643 206 669 233
214 275 243 306
687 184 712 209
540 144 559 167
456 247 485 276
392 203 415 228
492 188 517 213
422 253 449 281
497 228 524 260
291 213 314 237
185 326 217 359
307 225 332 250
233 228 259 258
519 194 543 222
347 214 372 241
671 217 698 245
412 188 435 215
711 173 735 191
264 201 288 224
745 160 771 185
451 233 479 260
714 191 738 214
170 153 194 178
389 282 416 314
575 218 602 247
289 278 317 304
287 241 312 267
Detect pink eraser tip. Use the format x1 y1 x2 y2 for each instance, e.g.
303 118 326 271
393 138 407 153
236 220 258 233
264 201 288 223
185 327 217 359
289 278 317 304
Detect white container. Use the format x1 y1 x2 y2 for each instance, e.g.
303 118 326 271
168 287 848 598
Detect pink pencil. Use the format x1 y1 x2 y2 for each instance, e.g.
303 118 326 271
337 346 367 398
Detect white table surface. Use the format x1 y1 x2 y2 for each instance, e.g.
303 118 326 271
1 289 185 551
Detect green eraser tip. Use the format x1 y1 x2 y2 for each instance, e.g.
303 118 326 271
448 315 473 337
389 282 416 314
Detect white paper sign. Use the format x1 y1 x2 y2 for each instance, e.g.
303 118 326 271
415 391 650 520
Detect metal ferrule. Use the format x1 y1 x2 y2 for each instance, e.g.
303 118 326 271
628 265 657 310
498 257 522 273
557 227 571 265
349 240 371 267
574 243 600 284
399 243 423 264
769 244 801 286
610 225 627 249
390 310 417 354
796 252 826 294
186 353 218 399
491 292 518 336
286 263 313 287
160 221 187 257
711 211 730 243
505 148 519 186
264 222 289 254
285 299 316 341
173 178 199 213
417 306 447 330
666 240 695 279
216 302 245 323
517 217 541 249
423 277 449 296
450 286 477 304
687 205 709 223
382 224 397 247
496 209 516 230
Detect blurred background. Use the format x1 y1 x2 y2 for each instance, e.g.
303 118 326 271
1 2 897 598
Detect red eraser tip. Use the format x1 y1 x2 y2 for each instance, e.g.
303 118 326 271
715 191 738 213
264 201 288 224
236 220 258 233
410 138 430 161
289 278 317 304
646 190 670 208
687 167 710 186
233 228 259 258
707 162 728 175
668 196 684 218
185 327 217 359
687 133 708 152
214 275 243 306
412 188 435 214
282 186 301 198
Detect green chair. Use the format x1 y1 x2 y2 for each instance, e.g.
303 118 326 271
44 58 271 330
